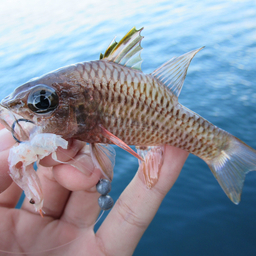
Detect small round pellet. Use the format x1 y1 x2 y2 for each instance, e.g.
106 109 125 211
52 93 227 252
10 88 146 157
98 195 114 210
96 179 111 196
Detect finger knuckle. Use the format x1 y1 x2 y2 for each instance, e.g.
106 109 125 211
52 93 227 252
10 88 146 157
115 197 148 230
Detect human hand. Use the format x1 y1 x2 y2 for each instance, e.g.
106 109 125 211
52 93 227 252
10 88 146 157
0 124 188 255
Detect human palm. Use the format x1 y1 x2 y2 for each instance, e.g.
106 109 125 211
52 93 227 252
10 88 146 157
0 126 188 255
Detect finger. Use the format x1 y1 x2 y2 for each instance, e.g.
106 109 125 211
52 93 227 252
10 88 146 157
96 145 189 256
40 139 85 167
57 166 103 228
0 149 13 193
21 165 71 219
52 164 100 191
0 128 16 151
0 129 17 195
21 155 101 219
0 182 22 208
20 138 95 218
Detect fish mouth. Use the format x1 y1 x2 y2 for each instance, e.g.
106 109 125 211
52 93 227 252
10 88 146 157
0 102 37 142
1 84 30 110
1 95 20 109
0 92 28 116
0 104 21 131
0 96 10 108
0 95 17 110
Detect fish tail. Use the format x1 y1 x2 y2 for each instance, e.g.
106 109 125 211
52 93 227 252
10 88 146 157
207 136 256 204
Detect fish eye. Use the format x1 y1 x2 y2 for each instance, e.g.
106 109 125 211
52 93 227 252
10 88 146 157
27 84 59 114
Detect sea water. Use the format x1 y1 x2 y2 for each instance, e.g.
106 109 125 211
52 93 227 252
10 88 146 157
0 0 256 255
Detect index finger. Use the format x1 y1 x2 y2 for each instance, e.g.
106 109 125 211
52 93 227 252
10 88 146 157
0 149 13 193
96 145 189 256
0 129 16 193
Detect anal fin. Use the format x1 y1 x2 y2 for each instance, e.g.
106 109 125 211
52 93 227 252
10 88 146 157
136 146 165 188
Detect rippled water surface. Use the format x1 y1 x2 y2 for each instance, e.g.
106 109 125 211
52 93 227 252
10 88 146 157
1 0 256 255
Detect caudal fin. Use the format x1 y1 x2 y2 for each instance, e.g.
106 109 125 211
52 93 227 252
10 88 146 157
208 137 256 204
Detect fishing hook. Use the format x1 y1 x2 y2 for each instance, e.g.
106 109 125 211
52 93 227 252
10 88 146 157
11 118 34 143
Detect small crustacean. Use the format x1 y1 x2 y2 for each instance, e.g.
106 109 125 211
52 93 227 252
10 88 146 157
8 132 68 216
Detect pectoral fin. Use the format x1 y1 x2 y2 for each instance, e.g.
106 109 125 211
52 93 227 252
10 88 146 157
99 124 144 161
90 143 116 181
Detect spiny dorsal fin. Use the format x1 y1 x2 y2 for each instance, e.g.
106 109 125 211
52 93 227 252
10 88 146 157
100 27 144 71
151 47 204 97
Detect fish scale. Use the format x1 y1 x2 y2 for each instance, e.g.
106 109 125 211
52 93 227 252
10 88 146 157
2 27 256 204
73 59 227 161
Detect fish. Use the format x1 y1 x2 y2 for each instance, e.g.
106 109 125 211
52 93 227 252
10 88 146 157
1 27 256 207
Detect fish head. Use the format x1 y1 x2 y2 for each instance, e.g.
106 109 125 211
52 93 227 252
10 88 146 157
1 81 57 118
1 70 81 137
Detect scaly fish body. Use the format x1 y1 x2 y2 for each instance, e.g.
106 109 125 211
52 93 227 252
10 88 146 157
46 59 228 162
1 27 256 205
72 61 220 157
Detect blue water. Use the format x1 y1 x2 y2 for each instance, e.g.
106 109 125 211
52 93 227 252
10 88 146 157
1 0 256 255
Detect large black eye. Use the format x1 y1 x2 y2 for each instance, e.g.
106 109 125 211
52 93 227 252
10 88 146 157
27 84 58 114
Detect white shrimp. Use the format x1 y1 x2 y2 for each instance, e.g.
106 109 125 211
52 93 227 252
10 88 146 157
8 133 68 216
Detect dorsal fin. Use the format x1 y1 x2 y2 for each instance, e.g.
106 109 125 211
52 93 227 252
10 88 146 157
100 27 144 71
151 47 204 97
